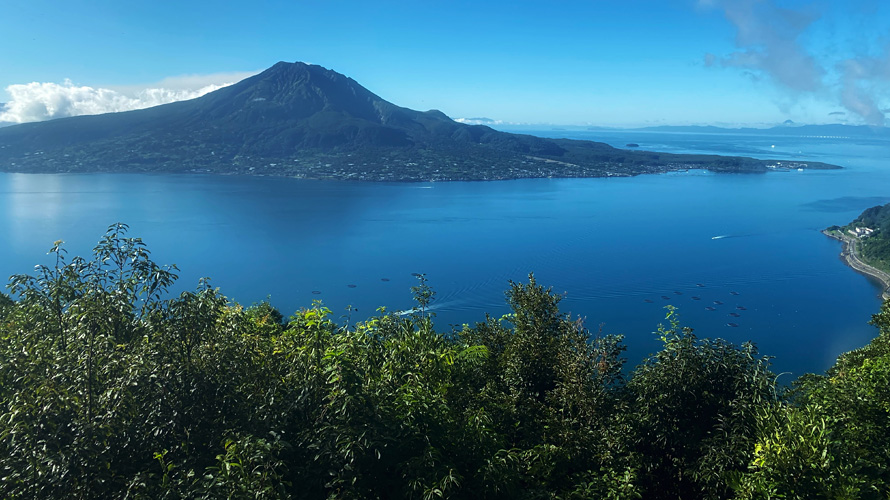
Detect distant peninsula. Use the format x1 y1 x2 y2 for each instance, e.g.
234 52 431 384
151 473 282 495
825 203 890 298
0 62 841 182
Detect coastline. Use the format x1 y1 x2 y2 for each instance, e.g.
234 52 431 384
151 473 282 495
823 230 890 300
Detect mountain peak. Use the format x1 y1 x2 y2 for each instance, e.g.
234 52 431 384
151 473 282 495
263 61 343 80
186 60 409 132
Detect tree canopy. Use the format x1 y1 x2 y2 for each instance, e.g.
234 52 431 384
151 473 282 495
1 225 888 499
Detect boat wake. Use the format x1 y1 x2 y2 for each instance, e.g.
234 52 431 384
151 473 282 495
396 299 466 316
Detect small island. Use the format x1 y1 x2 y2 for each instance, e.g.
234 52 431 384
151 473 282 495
825 202 890 298
626 143 640 148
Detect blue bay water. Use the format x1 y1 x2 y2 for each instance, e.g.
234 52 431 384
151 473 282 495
2 130 889 378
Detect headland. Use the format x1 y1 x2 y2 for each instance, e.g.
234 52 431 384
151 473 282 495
823 229 890 300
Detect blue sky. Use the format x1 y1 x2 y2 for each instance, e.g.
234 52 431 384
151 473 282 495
2 0 889 126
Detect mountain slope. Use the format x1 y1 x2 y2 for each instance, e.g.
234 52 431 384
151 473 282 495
0 62 840 181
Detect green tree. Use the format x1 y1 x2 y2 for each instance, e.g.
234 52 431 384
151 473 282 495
626 307 776 499
458 275 636 498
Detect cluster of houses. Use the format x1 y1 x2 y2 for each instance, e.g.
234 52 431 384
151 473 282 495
765 161 808 171
848 226 876 238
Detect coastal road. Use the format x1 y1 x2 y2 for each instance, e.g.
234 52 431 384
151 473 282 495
826 231 890 299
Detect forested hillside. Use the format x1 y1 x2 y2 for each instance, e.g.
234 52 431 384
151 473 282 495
1 224 889 499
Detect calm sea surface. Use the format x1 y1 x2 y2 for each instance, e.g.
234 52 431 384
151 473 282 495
2 129 889 378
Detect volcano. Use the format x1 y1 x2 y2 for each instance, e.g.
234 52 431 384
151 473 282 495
0 62 839 180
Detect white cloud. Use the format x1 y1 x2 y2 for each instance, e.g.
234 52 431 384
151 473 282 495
701 0 824 93
700 0 890 125
454 117 503 125
0 70 257 124
107 71 258 95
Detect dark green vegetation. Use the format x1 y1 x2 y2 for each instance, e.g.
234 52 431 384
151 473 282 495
2 225 890 499
828 202 890 272
0 62 839 181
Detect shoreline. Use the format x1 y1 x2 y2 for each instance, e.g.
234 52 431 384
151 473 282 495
823 230 890 300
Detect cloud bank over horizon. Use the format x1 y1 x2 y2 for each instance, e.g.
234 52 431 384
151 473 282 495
701 0 890 126
0 71 257 124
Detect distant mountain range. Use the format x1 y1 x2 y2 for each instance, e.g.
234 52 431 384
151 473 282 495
0 62 840 181
491 122 889 138
626 123 890 137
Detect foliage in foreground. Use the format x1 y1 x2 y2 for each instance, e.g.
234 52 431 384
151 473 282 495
1 224 889 499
